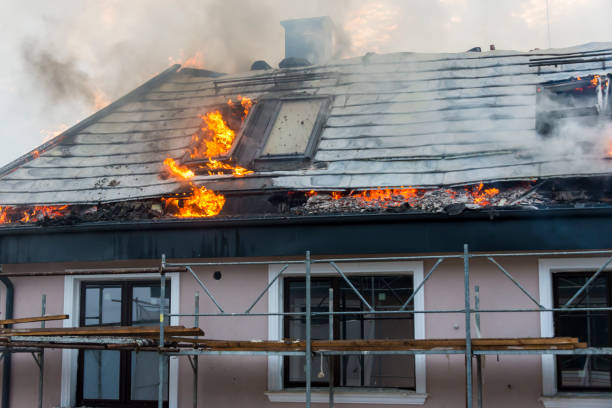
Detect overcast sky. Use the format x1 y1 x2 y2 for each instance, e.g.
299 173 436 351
1 0 612 168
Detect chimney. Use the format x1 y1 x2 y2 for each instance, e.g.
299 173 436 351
280 16 335 65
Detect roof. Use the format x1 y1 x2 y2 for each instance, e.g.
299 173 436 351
2 42 612 206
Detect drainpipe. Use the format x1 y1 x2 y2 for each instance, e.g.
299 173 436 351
0 267 14 408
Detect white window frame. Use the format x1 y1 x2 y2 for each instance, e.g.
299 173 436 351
266 261 427 405
538 258 612 408
60 272 180 408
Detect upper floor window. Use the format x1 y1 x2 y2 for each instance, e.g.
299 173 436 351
554 272 612 391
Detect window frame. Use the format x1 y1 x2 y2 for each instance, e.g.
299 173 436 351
76 280 171 407
60 272 180 408
282 275 416 389
232 95 331 171
266 261 427 405
539 257 612 407
552 271 612 392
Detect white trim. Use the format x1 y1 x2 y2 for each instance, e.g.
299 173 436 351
266 389 427 405
267 261 426 403
538 257 612 401
540 395 612 408
60 272 180 408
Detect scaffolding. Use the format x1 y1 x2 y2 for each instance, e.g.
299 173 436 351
0 245 611 408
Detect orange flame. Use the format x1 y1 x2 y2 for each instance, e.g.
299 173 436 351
0 205 69 224
352 188 418 203
163 158 194 180
591 75 601 87
468 183 500 206
93 88 111 110
41 123 68 143
238 95 253 117
161 96 255 218
196 111 236 158
306 188 422 209
162 186 225 218
206 159 253 176
168 51 205 69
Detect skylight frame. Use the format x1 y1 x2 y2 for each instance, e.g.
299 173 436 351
254 95 331 161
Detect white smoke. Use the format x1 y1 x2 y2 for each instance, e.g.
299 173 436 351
2 0 612 167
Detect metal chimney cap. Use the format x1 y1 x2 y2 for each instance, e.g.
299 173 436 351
279 57 312 69
251 60 272 71
280 16 334 30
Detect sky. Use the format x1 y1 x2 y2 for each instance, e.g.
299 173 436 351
1 0 612 168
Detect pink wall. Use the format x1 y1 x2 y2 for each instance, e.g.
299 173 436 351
422 256 541 408
0 255 547 407
1 263 67 408
176 264 271 408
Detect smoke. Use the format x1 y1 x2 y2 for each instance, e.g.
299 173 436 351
3 0 612 168
21 38 100 108
533 79 612 160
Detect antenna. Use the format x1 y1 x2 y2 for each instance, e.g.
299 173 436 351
546 0 552 48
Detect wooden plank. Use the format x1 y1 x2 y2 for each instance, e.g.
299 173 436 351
0 315 68 326
1 325 203 337
166 337 584 352
0 266 186 278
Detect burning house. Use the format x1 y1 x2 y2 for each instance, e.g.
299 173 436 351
0 16 611 408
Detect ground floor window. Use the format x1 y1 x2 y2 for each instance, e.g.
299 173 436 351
76 281 170 407
283 275 415 389
554 272 612 391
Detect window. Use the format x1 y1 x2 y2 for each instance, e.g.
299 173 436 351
536 74 610 137
76 281 170 407
283 275 415 389
232 96 330 170
553 272 612 391
260 99 325 157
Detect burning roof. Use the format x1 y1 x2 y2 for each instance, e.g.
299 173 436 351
1 43 612 225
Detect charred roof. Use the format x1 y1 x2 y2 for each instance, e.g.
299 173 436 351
1 43 612 209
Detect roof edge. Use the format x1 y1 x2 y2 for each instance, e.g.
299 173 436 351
0 64 182 179
0 206 611 236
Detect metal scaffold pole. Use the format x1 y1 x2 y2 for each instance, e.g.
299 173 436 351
37 294 46 408
193 291 199 408
464 244 473 408
305 251 312 408
159 255 166 408
328 287 334 408
475 286 483 408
